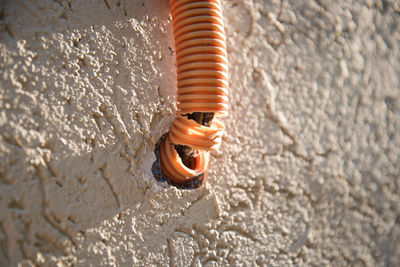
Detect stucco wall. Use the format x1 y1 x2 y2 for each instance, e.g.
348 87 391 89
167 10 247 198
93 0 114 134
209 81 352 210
0 0 399 266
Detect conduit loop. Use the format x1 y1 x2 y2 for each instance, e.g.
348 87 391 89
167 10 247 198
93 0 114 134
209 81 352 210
157 0 228 188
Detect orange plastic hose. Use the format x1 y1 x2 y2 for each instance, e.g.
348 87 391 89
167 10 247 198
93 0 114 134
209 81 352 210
159 0 228 187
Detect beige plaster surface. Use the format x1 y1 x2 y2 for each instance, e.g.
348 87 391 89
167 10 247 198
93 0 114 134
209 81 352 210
0 0 399 266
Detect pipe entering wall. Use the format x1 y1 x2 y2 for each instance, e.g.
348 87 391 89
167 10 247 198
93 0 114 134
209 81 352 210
153 0 228 189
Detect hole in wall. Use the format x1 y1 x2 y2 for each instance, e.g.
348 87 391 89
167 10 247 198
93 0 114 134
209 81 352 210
151 133 206 190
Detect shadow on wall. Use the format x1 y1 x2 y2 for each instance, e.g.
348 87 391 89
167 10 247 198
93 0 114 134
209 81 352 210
0 0 219 265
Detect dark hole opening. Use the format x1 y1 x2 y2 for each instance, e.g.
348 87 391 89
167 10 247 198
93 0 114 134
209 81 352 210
151 112 214 189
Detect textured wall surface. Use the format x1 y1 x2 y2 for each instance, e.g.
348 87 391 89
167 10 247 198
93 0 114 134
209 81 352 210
0 0 399 266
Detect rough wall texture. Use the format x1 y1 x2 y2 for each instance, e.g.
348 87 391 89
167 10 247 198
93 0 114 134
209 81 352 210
0 0 399 266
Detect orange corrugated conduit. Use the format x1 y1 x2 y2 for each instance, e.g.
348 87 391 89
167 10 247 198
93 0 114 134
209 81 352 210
157 0 228 188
